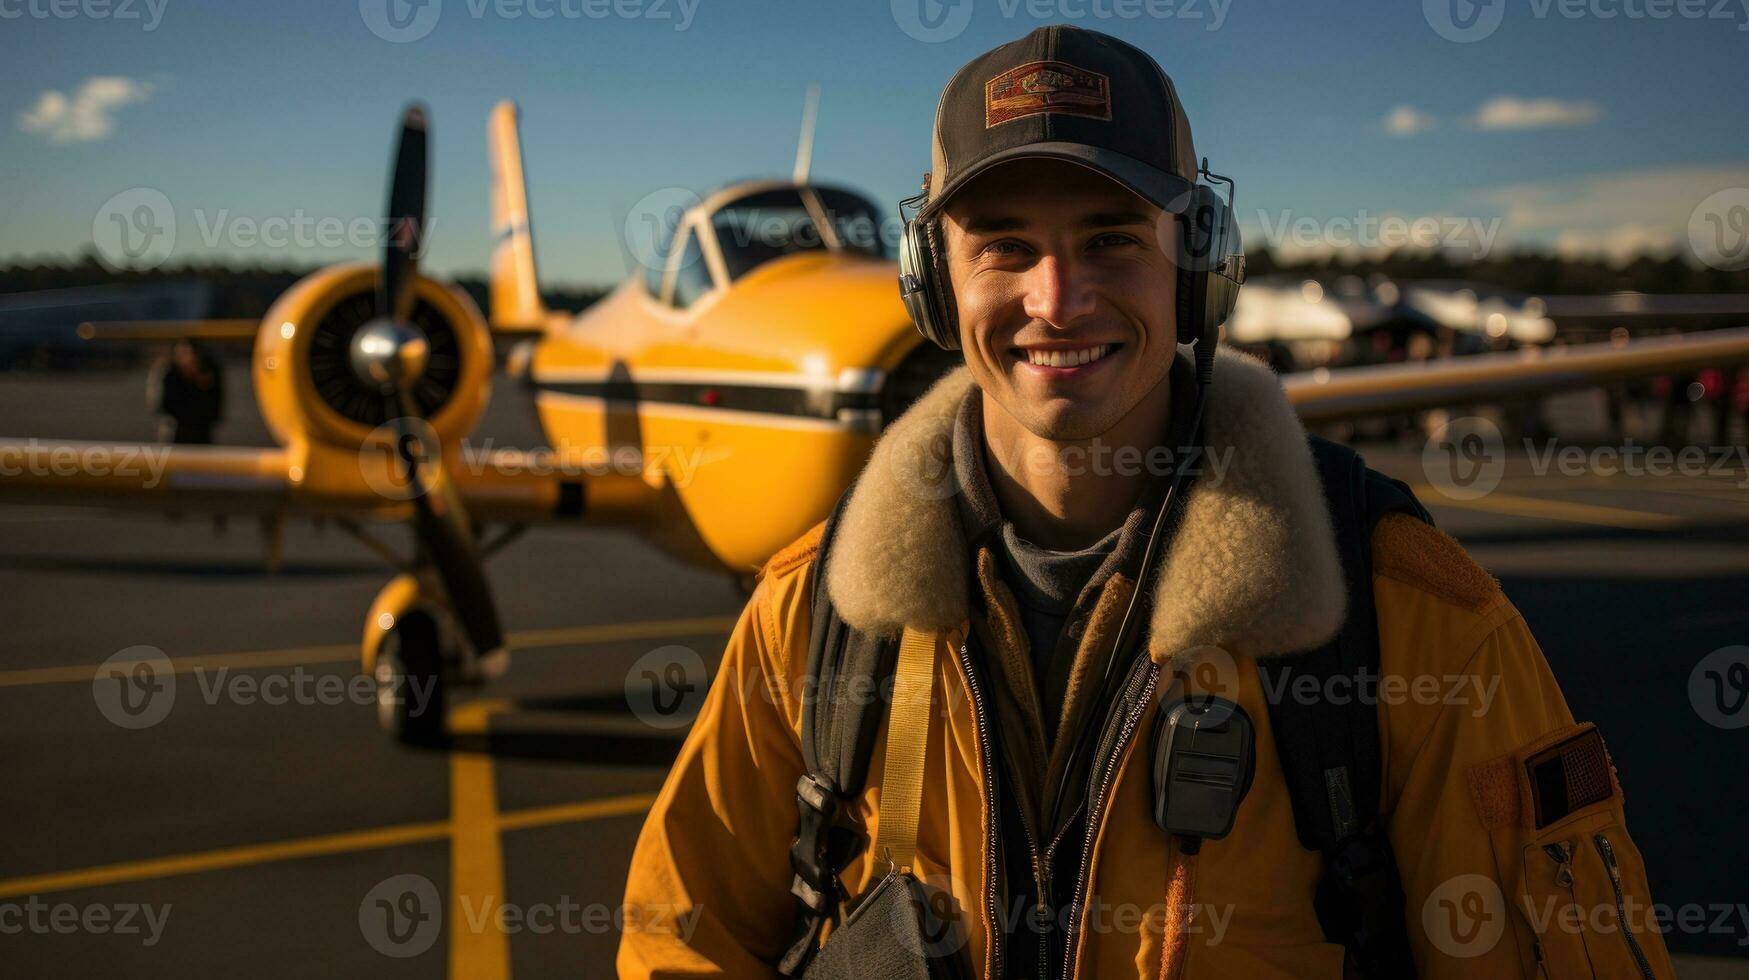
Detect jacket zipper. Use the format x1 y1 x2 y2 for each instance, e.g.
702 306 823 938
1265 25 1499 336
1593 833 1655 980
958 639 1055 979
955 641 1011 979
1056 654 1162 979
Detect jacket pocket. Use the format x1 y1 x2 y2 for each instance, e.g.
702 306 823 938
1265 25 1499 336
1471 723 1671 979
1513 811 1662 979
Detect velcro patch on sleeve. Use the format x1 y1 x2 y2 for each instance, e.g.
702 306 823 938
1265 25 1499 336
1466 755 1519 830
1524 727 1613 830
1468 722 1620 832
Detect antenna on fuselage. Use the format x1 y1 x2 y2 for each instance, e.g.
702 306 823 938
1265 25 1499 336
792 83 820 185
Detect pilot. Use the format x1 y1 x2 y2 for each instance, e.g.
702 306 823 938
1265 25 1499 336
621 25 1670 979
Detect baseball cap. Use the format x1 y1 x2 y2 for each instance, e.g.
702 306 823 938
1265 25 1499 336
917 24 1200 223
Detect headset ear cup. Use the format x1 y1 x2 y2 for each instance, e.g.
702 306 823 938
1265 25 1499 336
898 217 960 351
1173 189 1242 349
924 220 960 350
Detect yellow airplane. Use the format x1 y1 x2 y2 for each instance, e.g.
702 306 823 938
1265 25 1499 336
4 101 1748 744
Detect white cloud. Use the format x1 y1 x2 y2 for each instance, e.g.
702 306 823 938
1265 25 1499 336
1553 225 1680 265
1472 164 1749 264
1472 95 1600 130
1384 105 1434 136
18 76 153 144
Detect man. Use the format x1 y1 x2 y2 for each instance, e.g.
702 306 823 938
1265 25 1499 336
621 26 1669 978
155 339 224 444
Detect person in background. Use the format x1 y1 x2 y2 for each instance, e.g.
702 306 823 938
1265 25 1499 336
156 339 224 444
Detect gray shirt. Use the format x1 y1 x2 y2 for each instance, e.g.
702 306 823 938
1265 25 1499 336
994 521 1119 703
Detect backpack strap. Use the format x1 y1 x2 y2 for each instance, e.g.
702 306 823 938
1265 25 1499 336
1258 435 1431 979
779 483 901 977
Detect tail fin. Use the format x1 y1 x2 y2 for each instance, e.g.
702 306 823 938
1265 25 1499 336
488 101 549 334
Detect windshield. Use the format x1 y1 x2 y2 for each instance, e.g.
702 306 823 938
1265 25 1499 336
709 187 888 282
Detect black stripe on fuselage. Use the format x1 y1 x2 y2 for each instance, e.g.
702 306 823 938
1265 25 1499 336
530 377 879 421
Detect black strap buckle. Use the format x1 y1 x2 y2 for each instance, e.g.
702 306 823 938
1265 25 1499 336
1317 829 1417 978
788 773 843 915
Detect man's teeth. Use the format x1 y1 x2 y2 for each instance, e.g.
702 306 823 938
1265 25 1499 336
1023 344 1113 368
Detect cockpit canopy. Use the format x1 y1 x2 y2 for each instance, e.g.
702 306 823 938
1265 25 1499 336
641 183 889 310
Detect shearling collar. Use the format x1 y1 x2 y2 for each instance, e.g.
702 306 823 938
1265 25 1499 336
822 347 1346 664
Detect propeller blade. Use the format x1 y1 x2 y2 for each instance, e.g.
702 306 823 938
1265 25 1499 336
366 104 504 662
386 400 507 660
380 103 429 324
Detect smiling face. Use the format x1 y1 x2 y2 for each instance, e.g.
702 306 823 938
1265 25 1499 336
940 158 1179 443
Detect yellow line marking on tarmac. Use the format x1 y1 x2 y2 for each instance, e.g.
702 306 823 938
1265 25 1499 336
0 614 737 689
449 699 511 980
1410 484 1684 530
0 790 659 901
0 819 452 900
496 792 657 834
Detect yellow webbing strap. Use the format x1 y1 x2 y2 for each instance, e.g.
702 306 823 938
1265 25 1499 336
875 627 936 874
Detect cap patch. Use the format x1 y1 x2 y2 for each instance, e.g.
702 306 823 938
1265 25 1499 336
984 60 1111 128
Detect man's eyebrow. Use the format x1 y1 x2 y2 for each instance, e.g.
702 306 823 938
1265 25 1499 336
962 215 1025 234
959 209 1153 235
1081 210 1153 227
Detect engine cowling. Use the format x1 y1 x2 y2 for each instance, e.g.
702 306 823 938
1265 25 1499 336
252 262 492 453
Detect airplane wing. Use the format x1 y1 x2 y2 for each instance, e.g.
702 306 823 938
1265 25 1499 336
0 439 602 525
1285 325 1749 424
77 319 261 343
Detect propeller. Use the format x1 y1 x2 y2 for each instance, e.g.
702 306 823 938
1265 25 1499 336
351 104 507 664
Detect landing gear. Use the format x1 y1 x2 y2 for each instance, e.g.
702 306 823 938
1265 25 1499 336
374 612 447 747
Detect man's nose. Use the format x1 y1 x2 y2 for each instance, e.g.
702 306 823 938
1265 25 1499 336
1021 254 1098 328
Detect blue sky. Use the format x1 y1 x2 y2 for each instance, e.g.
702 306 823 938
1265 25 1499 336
3 0 1746 284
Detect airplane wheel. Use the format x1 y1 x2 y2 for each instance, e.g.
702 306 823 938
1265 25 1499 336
375 614 447 747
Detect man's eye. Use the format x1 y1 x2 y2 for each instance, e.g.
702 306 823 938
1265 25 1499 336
1090 233 1140 249
981 239 1027 258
